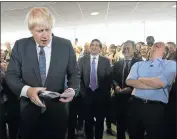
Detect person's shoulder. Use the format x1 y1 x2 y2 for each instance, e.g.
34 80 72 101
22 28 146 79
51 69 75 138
79 54 89 60
13 37 34 49
114 60 123 66
133 57 142 62
132 60 144 68
99 55 108 60
163 59 176 66
99 55 110 63
53 36 71 44
16 37 33 43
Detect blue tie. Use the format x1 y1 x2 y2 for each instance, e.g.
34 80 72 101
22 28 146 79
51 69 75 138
90 57 97 91
39 46 46 86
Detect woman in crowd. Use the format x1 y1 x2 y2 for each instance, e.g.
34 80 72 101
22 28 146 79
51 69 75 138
140 45 149 61
107 44 117 66
134 42 145 59
101 44 108 57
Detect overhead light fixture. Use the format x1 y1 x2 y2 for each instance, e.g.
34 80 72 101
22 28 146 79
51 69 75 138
90 12 99 16
172 5 176 8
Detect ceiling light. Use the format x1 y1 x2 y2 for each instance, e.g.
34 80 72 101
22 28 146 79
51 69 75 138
90 12 99 16
172 5 176 8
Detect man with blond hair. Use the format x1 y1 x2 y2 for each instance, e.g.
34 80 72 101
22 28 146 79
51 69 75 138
5 7 80 139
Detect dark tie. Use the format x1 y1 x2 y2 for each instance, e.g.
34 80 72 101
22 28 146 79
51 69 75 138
122 60 130 88
39 46 46 86
90 57 97 91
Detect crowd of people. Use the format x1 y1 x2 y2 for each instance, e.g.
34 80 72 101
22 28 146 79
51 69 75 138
0 7 176 139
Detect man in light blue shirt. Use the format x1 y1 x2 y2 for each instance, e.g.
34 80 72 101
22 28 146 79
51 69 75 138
126 42 176 139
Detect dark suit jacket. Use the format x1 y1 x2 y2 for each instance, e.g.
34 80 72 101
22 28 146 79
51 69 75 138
78 55 111 103
112 57 141 89
5 36 80 111
112 58 141 114
0 69 5 104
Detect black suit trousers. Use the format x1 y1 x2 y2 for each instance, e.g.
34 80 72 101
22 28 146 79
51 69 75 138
4 99 20 139
0 102 5 139
83 88 108 139
67 95 84 139
127 97 165 139
20 99 69 139
116 92 131 139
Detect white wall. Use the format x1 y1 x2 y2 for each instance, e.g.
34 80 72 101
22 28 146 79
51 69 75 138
1 20 176 49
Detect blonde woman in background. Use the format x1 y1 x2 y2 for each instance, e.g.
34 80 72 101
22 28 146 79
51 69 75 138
101 44 108 57
4 42 12 62
79 42 90 59
115 43 124 62
134 42 145 59
74 46 82 61
107 44 117 66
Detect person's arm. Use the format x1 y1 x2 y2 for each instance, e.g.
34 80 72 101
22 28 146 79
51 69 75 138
78 57 86 96
66 40 80 96
126 79 154 89
112 63 121 91
5 40 26 97
138 61 176 88
126 62 154 89
105 59 112 94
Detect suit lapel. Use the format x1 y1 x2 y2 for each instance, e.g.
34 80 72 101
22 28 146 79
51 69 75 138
27 38 42 86
130 57 136 68
97 56 103 83
44 37 63 87
84 55 91 86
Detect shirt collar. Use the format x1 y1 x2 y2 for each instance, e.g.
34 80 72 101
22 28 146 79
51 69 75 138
142 57 146 61
36 38 52 49
90 54 99 60
149 57 163 64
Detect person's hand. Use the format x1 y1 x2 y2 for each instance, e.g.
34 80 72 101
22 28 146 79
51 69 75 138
115 86 121 92
0 63 6 72
27 87 46 107
59 88 75 103
119 87 132 94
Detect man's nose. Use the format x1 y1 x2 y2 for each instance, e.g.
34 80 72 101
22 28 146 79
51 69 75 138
41 31 48 38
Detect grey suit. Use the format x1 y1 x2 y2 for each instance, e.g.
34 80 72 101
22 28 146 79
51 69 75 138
5 36 80 139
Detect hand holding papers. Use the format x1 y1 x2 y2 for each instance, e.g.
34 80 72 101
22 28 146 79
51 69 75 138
59 88 75 103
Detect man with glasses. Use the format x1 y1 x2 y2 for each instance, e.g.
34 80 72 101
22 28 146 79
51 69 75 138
112 40 141 139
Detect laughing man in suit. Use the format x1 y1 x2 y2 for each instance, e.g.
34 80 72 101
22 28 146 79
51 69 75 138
78 39 111 139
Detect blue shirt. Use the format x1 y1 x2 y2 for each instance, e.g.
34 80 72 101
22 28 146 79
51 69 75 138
126 58 176 103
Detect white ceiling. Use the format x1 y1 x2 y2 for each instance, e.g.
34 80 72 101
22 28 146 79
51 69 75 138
1 1 176 33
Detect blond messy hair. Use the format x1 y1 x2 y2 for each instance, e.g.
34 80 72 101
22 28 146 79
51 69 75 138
26 7 55 31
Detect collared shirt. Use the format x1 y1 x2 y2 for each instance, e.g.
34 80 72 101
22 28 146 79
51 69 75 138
90 54 99 87
21 39 52 97
127 58 176 103
36 41 52 76
142 57 146 61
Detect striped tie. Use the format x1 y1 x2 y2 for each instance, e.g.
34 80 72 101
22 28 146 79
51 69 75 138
39 46 46 86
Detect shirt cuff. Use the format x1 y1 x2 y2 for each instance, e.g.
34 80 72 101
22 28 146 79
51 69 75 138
67 88 76 95
20 85 31 98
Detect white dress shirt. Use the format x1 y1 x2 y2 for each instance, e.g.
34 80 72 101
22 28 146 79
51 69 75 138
142 57 146 61
90 55 99 88
20 40 52 97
